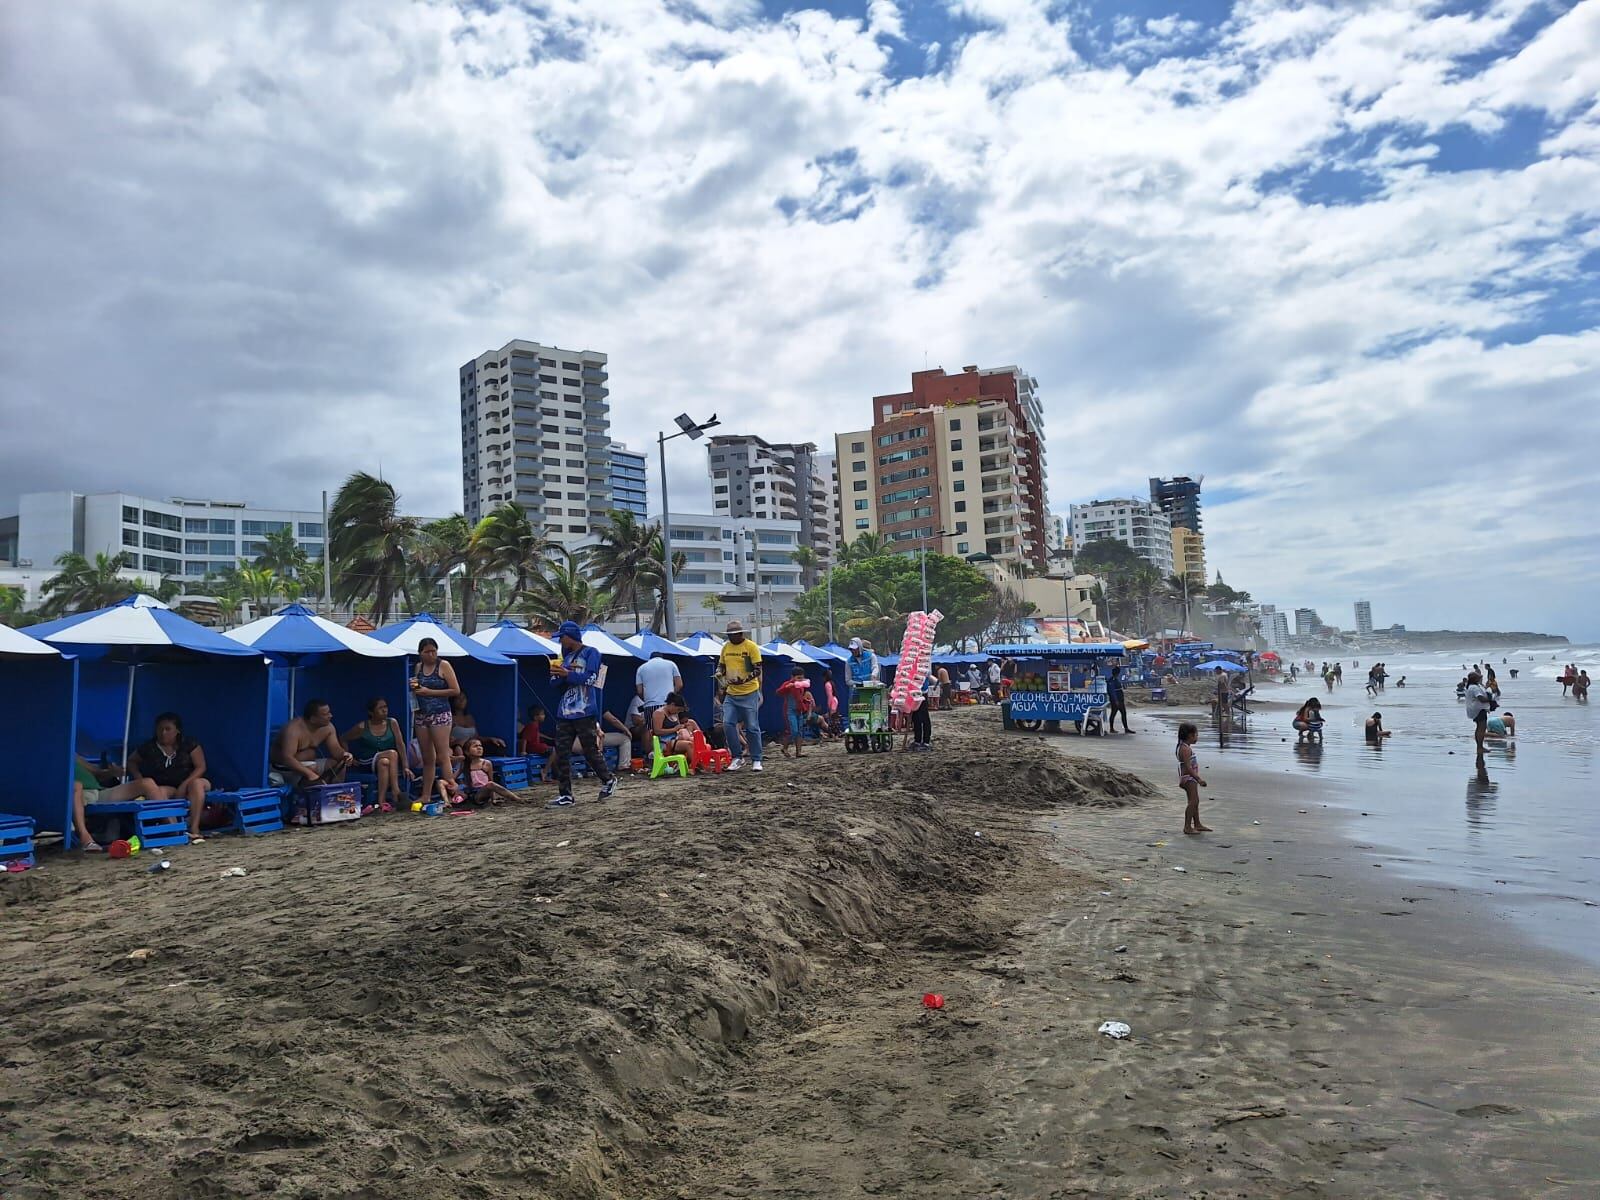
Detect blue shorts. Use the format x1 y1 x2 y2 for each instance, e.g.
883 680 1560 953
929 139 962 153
788 712 804 738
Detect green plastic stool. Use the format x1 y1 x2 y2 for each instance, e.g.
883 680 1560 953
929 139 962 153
649 735 689 779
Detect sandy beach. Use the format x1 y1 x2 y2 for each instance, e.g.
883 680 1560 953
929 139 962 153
3 707 1596 1199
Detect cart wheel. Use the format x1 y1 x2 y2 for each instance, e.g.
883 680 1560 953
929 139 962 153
846 735 860 754
1014 719 1044 732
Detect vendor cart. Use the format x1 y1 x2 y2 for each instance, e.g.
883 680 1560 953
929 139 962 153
986 643 1128 734
845 682 893 753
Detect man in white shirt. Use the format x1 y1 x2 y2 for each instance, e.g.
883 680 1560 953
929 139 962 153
636 653 683 731
1463 670 1493 763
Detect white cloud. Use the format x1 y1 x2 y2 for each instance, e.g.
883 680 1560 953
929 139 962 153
1 0 1598 636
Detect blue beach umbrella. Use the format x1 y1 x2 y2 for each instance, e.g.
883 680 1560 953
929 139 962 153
1195 659 1247 673
225 602 406 717
624 630 694 657
469 619 560 657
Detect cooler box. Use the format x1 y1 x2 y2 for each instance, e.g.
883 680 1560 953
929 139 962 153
292 781 364 826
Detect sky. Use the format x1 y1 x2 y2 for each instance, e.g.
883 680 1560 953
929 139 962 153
2 0 1597 639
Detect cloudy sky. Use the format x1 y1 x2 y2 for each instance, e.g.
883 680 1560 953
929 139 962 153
2 0 1597 638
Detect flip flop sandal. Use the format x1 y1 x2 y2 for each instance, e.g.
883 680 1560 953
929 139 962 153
83 841 104 853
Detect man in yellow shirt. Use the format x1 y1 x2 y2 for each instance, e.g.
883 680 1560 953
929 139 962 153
717 620 764 772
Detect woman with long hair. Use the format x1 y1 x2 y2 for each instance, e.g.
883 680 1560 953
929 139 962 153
130 712 211 843
410 637 459 804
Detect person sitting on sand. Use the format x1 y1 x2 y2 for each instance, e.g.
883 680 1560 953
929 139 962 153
459 738 522 807
650 692 699 759
275 698 352 788
1293 698 1324 739
1485 711 1516 738
1364 712 1391 740
343 697 412 812
1176 722 1210 834
72 755 165 852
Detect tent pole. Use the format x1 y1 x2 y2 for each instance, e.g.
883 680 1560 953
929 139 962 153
121 663 137 781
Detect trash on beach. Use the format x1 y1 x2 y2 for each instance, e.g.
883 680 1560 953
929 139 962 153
146 860 172 874
1252 820 1260 825
1298 809 1308 814
1098 891 1112 897
219 867 247 879
126 948 155 961
1098 1021 1131 1039
1113 945 1128 954
973 830 983 839
555 840 570 848
922 993 945 1010
1172 866 1187 873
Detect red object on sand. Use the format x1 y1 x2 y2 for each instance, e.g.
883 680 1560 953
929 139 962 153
922 993 945 1010
107 840 131 859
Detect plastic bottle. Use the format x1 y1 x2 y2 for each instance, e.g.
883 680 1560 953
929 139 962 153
147 859 171 874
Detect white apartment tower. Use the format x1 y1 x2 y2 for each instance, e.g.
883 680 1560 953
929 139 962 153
1069 499 1174 576
707 435 836 567
1354 600 1374 636
459 339 613 544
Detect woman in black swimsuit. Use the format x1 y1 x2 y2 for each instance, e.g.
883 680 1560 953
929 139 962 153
130 712 211 843
649 692 698 758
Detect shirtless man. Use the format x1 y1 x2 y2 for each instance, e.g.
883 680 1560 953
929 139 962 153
274 698 352 786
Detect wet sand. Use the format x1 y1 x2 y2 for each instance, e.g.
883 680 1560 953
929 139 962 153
2 709 1596 1198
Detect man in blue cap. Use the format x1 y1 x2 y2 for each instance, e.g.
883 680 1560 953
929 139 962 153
548 620 616 806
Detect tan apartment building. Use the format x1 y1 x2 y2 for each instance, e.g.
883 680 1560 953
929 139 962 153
1171 524 1206 587
836 365 1049 570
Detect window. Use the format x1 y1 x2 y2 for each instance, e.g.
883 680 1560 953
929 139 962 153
562 377 580 387
143 531 181 553
185 518 210 533
143 509 181 532
949 419 961 430
853 481 867 492
561 361 579 370
142 554 180 574
540 374 557 383
122 529 139 547
241 520 290 536
950 438 963 451
855 518 871 529
954 521 967 534
713 485 728 494
298 522 323 539
209 519 236 534
852 461 865 472
954 500 966 512
881 486 931 504
123 505 139 523
953 481 965 493
854 499 869 511
876 426 926 448
851 441 865 453
951 460 964 472
956 541 969 554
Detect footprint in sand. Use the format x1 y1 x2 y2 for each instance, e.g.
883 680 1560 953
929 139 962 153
1455 1103 1522 1118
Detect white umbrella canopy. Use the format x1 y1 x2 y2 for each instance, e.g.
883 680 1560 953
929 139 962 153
0 624 62 657
579 624 644 659
676 632 726 657
224 603 408 657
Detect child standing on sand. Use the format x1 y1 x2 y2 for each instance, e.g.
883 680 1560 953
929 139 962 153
776 666 814 758
1177 722 1211 834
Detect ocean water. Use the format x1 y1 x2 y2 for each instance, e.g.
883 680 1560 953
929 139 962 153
1164 645 1599 965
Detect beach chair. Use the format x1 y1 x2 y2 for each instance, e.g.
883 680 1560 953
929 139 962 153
0 813 36 869
650 735 690 779
689 730 732 774
82 799 190 850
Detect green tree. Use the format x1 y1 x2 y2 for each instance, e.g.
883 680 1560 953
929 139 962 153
589 511 658 632
255 527 308 578
0 586 26 627
474 502 549 619
779 552 996 649
791 544 818 588
415 513 490 632
843 582 905 649
328 472 420 624
38 551 138 617
838 532 890 564
524 548 614 628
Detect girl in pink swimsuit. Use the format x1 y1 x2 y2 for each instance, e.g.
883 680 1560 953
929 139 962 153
1176 722 1211 834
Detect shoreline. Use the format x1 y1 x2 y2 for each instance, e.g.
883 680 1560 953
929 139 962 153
2 711 1596 1198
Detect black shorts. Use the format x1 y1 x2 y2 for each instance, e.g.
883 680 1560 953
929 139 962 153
1472 710 1488 726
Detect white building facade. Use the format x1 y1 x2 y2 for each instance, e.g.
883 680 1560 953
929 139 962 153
1259 604 1291 649
10 490 325 583
660 511 804 641
1069 499 1173 576
707 435 836 566
1354 600 1374 636
459 339 613 546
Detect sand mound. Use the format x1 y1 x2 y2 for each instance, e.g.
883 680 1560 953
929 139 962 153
0 719 1148 1199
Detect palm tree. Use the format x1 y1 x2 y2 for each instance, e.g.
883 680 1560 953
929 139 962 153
38 551 138 617
840 532 889 564
256 527 308 579
0 586 26 627
589 511 658 632
328 472 421 624
473 502 549 619
792 544 819 588
843 582 904 650
523 548 615 628
234 564 278 617
154 576 183 605
416 513 491 633
636 533 687 633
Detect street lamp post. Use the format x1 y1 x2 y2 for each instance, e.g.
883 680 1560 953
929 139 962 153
919 528 949 613
1050 548 1073 643
656 412 720 640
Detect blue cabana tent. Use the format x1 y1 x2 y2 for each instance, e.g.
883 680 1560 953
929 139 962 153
372 613 517 750
30 595 271 802
0 625 79 845
793 639 849 716
624 631 716 731
225 603 410 738
759 641 827 734
580 625 644 729
469 620 560 740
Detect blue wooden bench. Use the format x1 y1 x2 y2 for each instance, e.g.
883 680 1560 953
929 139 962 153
208 788 286 836
82 800 190 850
486 756 530 788
1 813 36 868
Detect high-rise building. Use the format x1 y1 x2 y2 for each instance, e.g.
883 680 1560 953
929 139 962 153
1171 525 1206 586
458 339 611 545
707 435 836 566
657 511 804 640
816 452 839 562
608 442 648 519
1294 607 1321 638
1069 499 1174 575
7 490 326 583
1354 599 1373 636
1149 476 1202 531
1259 604 1291 649
839 366 1048 568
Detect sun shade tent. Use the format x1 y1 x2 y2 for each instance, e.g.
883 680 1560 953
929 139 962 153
793 639 849 712
225 603 410 739
0 625 79 845
676 631 725 657
624 631 717 731
1195 659 1248 673
29 595 271 806
371 613 518 750
575 625 645 730
469 620 563 741
757 640 826 734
